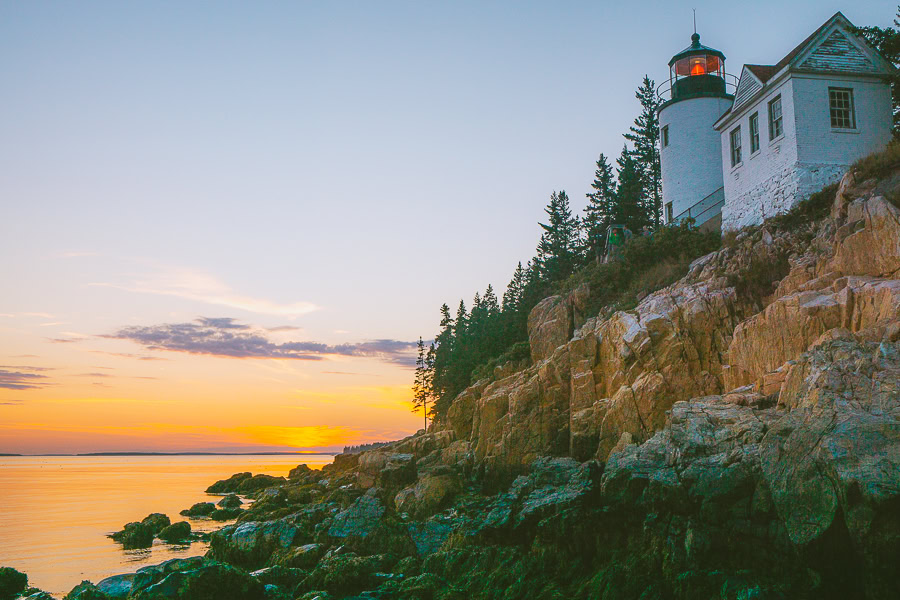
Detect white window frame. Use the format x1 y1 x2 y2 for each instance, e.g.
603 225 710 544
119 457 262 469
768 95 783 141
828 87 856 129
730 126 742 168
749 112 760 154
662 125 669 148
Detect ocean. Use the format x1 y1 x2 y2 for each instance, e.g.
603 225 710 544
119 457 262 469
0 454 333 597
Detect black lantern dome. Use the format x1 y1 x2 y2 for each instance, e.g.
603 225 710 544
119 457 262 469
667 33 728 100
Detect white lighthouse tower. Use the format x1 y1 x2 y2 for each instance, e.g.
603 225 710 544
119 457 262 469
659 33 734 229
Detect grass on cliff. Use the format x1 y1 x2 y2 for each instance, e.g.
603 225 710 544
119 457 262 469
853 138 900 182
558 221 721 318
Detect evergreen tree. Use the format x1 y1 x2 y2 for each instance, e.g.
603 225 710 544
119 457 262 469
624 75 662 226
502 262 526 314
584 153 617 262
411 337 429 430
537 190 580 282
852 7 900 136
615 145 647 231
431 303 454 408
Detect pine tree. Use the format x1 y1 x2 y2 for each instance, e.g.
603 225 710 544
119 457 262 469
411 337 428 430
502 262 526 313
431 304 455 415
537 190 580 282
615 145 647 231
584 153 617 262
852 7 900 136
624 76 662 226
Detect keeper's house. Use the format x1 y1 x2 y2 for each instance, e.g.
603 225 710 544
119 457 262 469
659 12 896 231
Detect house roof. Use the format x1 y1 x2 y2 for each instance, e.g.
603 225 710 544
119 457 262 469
736 13 842 84
745 64 776 83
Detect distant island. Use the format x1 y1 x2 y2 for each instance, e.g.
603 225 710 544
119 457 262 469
3 451 339 457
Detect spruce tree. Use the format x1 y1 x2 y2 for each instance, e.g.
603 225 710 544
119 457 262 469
537 190 580 282
584 153 616 262
411 337 428 430
615 145 647 231
624 76 662 226
431 303 454 409
852 7 900 136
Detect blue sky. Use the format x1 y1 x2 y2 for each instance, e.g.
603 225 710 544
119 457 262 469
0 1 892 452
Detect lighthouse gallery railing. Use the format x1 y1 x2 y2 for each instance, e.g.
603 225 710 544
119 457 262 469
674 187 725 227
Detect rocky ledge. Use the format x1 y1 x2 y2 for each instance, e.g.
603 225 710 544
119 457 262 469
4 167 900 599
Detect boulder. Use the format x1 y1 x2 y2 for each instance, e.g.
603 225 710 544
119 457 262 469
63 581 108 600
288 464 312 479
393 472 461 518
179 502 216 517
157 521 191 543
356 452 416 492
328 492 414 556
208 517 301 569
0 567 27 600
209 507 243 522
205 472 253 494
268 543 325 569
95 574 134 599
218 494 242 508
110 521 154 549
300 554 391 598
140 513 171 536
236 474 286 493
130 562 264 600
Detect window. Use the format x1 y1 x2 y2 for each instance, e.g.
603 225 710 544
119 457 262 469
666 202 673 223
768 95 783 140
749 112 760 154
730 126 742 167
662 125 669 148
829 88 856 129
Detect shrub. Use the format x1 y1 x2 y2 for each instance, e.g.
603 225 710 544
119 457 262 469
852 139 900 182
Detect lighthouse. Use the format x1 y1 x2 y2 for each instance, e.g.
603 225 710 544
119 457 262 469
659 33 734 228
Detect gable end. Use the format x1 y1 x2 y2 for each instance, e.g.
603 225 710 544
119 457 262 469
799 30 875 73
732 68 763 111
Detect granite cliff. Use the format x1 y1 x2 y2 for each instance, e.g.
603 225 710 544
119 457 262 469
5 162 900 600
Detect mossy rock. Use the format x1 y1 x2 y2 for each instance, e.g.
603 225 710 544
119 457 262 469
180 502 216 517
64 581 109 600
140 513 171 536
158 521 192 542
110 522 154 549
0 567 28 600
218 494 242 509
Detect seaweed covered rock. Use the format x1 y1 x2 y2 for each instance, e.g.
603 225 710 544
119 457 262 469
64 581 108 600
95 574 134 599
179 502 216 517
130 561 264 600
157 521 191 543
217 494 242 509
0 567 28 600
109 521 154 549
208 517 302 569
394 471 462 518
206 472 253 494
209 507 243 522
140 513 171 536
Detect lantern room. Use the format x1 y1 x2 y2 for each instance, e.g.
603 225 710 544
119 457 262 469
668 33 728 101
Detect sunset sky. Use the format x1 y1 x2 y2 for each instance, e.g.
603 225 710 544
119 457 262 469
0 1 890 453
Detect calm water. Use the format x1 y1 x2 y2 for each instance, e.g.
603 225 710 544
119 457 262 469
0 455 333 597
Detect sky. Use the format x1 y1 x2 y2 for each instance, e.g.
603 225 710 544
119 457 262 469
0 1 892 454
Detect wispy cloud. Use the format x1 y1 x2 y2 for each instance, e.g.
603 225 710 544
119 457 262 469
0 368 51 390
106 317 417 366
90 267 318 318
